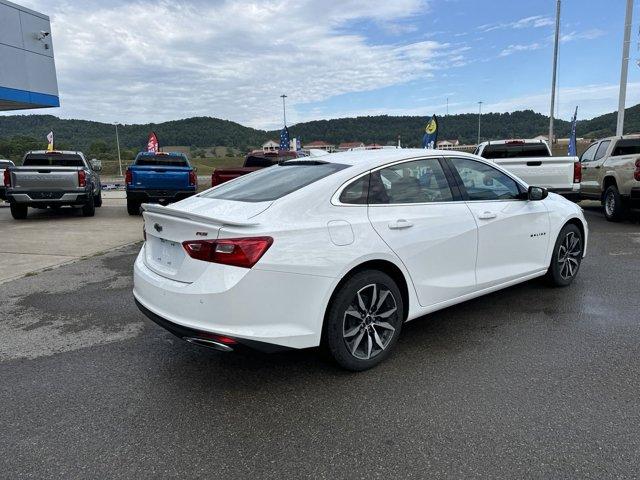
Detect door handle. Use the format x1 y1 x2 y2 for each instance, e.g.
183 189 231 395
595 165 601 169
478 211 497 220
388 219 413 229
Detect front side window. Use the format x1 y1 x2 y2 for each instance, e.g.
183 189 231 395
594 140 610 161
450 157 521 201
369 158 453 204
580 143 598 163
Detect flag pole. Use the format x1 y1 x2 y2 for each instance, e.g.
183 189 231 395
115 123 122 177
280 94 287 127
549 0 561 146
617 0 633 136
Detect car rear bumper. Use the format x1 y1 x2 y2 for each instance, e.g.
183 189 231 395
127 189 196 204
132 246 333 350
6 190 88 204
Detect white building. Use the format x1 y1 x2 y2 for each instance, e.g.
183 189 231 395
262 140 279 153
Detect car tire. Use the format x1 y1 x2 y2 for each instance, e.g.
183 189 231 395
50 204 61 210
324 270 404 371
82 194 95 217
10 203 28 219
94 191 103 207
127 199 140 216
603 185 627 222
546 223 583 287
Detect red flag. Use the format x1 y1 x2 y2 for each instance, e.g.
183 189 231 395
147 132 159 153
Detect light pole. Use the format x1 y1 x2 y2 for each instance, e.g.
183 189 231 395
477 101 483 145
280 94 287 127
115 123 122 177
616 0 633 136
549 0 561 146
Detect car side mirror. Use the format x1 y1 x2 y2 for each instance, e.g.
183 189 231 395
528 186 548 201
90 158 102 172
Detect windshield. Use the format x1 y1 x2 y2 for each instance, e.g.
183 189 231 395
481 143 550 159
203 162 348 202
135 154 189 167
23 154 84 167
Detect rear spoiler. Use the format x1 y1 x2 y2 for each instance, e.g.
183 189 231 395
142 203 259 226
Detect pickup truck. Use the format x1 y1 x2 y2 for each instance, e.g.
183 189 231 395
3 150 102 219
211 150 300 187
0 159 15 201
474 139 580 201
579 135 640 221
125 151 197 215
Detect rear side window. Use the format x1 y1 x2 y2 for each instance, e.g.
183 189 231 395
23 154 84 167
481 143 550 159
203 162 348 202
612 139 640 156
135 154 189 167
339 174 369 204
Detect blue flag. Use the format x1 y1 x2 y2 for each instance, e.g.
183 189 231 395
279 126 290 152
422 115 438 149
568 106 578 156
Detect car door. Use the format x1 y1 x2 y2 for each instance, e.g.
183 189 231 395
581 141 609 198
447 157 550 289
366 157 478 307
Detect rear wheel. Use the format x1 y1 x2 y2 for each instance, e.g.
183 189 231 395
546 224 583 287
82 194 95 217
94 191 103 207
603 185 627 222
10 203 28 219
127 199 140 216
324 270 404 371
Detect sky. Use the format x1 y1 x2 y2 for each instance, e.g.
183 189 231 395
12 0 640 129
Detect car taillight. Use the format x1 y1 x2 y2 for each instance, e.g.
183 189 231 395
3 170 10 187
573 161 582 183
189 170 197 187
635 159 640 181
78 169 86 187
125 168 132 185
182 236 273 268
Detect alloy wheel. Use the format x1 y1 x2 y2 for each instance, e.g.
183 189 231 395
557 231 581 280
605 191 616 217
342 283 398 360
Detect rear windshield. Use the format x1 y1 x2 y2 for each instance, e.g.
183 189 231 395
135 154 189 167
23 154 84 167
203 162 348 202
612 139 640 156
481 143 550 159
0 160 15 168
244 155 279 168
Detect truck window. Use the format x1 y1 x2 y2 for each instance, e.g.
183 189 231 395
580 143 598 162
480 143 550 159
135 154 189 167
594 140 610 161
611 139 640 156
23 154 84 167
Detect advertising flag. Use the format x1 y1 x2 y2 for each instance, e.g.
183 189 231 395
568 106 578 156
46 131 54 151
279 126 290 152
147 132 159 153
422 115 438 149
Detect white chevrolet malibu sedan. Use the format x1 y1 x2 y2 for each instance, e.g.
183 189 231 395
134 149 588 370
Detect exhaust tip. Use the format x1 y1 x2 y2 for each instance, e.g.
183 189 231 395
184 337 234 352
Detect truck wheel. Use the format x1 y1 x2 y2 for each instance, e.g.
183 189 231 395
127 199 140 216
10 203 28 219
94 192 103 207
82 194 95 217
603 185 627 222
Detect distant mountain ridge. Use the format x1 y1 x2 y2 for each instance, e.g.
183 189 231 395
1 104 640 152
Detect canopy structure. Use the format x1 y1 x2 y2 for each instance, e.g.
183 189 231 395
0 0 59 111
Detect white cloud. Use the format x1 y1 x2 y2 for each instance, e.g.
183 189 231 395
479 15 554 32
560 29 606 42
499 42 543 57
13 0 462 129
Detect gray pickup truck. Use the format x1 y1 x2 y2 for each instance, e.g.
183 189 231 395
4 150 102 219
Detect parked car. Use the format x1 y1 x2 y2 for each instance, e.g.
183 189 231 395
3 150 102 219
474 139 581 201
0 159 15 201
133 149 588 371
211 150 301 187
125 151 197 215
579 135 640 221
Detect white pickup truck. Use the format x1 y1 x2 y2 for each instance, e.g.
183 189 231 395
474 139 580 201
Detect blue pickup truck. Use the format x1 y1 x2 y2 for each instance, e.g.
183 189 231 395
125 151 197 215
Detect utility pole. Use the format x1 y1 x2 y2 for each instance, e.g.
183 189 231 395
549 0 561 146
617 0 634 136
115 123 122 177
280 94 287 126
446 97 449 116
477 101 483 145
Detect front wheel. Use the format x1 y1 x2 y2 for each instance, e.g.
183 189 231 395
10 203 28 219
603 185 627 222
546 224 583 287
324 270 404 371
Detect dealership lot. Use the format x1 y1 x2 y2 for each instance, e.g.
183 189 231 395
0 206 639 478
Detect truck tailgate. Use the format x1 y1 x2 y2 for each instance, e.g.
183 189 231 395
8 167 81 190
491 156 578 190
130 165 192 190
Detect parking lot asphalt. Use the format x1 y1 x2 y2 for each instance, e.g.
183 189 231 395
1 206 639 479
0 192 142 283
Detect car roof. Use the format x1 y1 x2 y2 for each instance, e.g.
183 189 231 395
25 150 84 155
304 148 479 169
478 139 547 147
136 151 187 156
